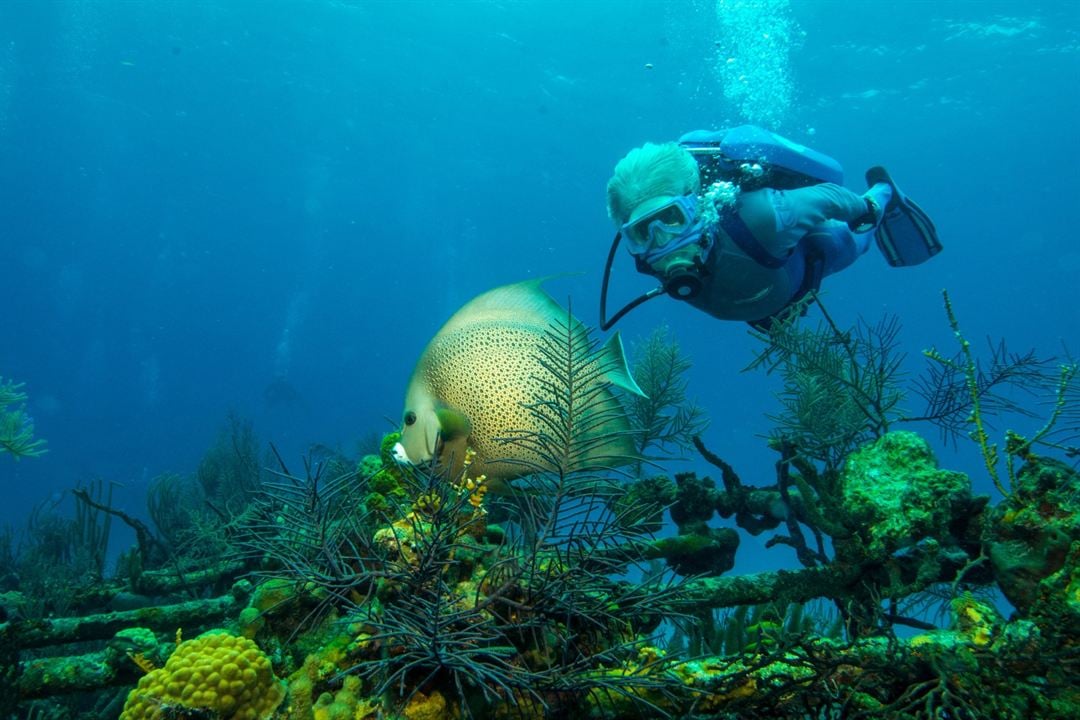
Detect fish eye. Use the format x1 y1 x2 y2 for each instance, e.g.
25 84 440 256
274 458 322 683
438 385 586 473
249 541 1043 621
404 411 417 426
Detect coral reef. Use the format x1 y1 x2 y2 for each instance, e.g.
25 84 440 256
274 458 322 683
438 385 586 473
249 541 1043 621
1 304 1078 719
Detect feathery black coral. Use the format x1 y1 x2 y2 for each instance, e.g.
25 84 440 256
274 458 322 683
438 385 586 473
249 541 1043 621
504 305 638 480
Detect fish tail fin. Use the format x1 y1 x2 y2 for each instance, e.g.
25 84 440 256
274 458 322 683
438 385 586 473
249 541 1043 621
598 332 647 398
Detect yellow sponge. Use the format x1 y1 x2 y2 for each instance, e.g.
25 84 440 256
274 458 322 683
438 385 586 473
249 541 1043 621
120 631 284 720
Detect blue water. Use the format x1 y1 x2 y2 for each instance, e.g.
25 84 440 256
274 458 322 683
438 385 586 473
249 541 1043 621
1 0 1077 574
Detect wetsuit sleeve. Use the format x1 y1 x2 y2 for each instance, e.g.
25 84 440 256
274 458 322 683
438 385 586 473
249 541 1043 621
739 184 869 256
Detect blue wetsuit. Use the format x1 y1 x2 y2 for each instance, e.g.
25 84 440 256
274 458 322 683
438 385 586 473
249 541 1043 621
687 182 879 326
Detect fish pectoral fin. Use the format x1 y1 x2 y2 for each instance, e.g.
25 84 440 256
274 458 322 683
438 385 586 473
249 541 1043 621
435 407 472 441
599 332 648 398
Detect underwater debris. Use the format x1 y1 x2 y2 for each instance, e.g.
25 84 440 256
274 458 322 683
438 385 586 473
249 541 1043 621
4 591 245 700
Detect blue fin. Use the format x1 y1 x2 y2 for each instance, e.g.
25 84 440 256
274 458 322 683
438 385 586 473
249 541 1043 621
866 166 943 267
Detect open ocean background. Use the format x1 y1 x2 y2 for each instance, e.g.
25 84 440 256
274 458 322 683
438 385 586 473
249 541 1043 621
1 0 1077 577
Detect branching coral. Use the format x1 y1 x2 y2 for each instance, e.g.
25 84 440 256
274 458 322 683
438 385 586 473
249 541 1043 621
921 290 1079 495
7 292 1080 719
625 325 709 469
235 311 695 718
747 296 905 471
0 377 46 459
196 412 266 514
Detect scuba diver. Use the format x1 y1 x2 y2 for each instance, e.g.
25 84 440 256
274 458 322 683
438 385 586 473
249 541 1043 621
599 126 942 331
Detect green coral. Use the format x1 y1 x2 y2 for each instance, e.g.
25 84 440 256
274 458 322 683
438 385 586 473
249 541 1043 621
0 377 46 459
841 431 972 556
987 456 1080 614
363 432 409 516
357 453 381 479
611 475 676 532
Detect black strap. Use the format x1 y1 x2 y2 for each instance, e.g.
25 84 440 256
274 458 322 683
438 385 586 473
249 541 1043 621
719 210 787 269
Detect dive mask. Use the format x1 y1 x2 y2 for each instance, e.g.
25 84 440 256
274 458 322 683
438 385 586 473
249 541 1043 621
620 194 706 263
600 185 734 331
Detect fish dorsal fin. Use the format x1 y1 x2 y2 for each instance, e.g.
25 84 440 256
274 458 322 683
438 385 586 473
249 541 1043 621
598 332 647 398
436 278 584 337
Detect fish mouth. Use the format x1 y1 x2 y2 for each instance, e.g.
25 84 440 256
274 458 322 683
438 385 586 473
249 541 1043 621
391 442 412 465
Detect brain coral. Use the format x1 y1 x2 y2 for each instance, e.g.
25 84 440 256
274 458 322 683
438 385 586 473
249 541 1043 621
120 631 284 720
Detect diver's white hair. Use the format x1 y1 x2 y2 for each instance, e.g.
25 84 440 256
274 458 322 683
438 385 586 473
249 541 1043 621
606 142 701 226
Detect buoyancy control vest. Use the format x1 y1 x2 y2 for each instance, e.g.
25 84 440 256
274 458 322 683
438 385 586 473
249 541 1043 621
678 125 844 190
679 126 847 329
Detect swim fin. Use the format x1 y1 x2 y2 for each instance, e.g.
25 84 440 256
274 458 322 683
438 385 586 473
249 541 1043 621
866 166 943 267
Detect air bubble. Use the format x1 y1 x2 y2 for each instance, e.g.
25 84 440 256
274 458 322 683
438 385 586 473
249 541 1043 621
714 0 797 128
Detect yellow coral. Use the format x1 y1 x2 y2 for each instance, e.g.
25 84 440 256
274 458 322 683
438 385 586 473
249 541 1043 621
119 631 285 720
465 474 488 509
373 517 425 566
413 490 443 516
308 675 380 720
451 447 489 511
910 634 934 648
127 651 157 674
636 645 665 666
702 677 758 709
403 689 449 720
462 446 477 471
952 595 997 648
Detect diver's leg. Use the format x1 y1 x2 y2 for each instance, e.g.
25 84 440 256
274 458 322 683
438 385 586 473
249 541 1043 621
804 221 873 278
863 182 893 227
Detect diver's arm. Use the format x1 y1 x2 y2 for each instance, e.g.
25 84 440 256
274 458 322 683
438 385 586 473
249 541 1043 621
741 184 871 254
